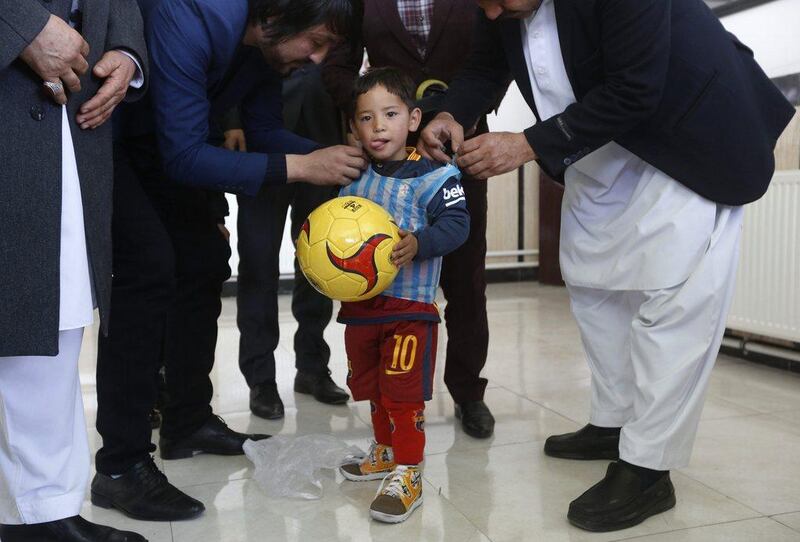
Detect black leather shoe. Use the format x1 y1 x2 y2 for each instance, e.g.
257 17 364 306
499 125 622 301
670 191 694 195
0 516 146 542
250 380 285 419
91 457 204 521
159 415 270 460
294 371 349 405
455 401 495 439
544 424 620 460
568 461 676 532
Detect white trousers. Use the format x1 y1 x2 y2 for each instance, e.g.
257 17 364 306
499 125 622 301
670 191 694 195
0 329 89 524
566 205 743 470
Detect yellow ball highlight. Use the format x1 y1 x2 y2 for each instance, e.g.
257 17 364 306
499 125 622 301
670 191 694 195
296 196 401 302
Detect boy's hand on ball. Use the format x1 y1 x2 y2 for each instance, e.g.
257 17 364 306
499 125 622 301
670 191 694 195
392 230 418 267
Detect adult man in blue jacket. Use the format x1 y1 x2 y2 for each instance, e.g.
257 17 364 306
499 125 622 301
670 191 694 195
419 0 794 533
93 0 365 522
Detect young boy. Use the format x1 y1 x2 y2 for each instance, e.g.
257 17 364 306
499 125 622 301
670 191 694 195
337 67 470 523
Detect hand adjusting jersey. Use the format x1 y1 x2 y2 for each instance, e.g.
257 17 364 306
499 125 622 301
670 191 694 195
338 153 470 324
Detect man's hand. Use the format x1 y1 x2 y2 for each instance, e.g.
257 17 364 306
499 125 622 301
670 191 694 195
223 129 247 152
345 131 370 162
455 132 536 179
417 112 464 163
76 50 137 130
19 14 89 105
391 230 418 268
287 145 367 186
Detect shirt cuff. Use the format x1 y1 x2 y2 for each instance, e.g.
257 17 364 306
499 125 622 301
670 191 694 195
117 50 144 89
264 154 288 186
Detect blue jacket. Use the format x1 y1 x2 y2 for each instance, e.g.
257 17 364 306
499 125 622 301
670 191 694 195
116 0 317 196
443 0 795 206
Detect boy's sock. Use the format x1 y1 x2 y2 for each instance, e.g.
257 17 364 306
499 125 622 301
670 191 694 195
370 399 393 446
382 397 425 465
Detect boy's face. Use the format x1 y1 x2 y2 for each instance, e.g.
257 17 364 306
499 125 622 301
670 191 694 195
351 85 422 162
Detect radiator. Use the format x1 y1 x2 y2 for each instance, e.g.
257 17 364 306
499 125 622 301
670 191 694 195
727 171 800 343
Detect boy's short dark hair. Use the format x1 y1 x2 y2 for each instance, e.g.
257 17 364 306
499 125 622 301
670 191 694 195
248 0 362 46
350 67 417 118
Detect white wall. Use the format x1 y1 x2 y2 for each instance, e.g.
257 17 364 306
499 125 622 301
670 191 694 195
720 0 800 78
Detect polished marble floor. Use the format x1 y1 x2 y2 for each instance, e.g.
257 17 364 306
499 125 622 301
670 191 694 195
76 283 800 542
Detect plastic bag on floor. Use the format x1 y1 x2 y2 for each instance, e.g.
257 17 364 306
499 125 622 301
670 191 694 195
244 435 365 500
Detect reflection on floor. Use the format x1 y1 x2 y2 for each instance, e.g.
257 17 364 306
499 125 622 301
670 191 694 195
77 283 800 541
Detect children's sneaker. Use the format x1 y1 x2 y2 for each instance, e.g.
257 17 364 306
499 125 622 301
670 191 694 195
369 465 423 523
340 441 395 481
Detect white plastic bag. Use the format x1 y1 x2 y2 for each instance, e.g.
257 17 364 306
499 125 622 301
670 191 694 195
244 435 364 500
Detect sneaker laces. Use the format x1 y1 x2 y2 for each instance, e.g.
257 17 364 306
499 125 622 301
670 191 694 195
376 465 411 499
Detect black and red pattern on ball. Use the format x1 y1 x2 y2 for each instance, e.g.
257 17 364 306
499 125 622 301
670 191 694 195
326 233 391 295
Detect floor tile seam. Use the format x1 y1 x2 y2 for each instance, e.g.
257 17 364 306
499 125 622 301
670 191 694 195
769 407 800 415
606 515 774 542
703 398 798 418
175 473 251 490
771 513 800 534
702 394 764 415
670 468 769 518
495 384 585 426
488 375 591 391
699 410 773 422
423 437 547 459
432 484 495 542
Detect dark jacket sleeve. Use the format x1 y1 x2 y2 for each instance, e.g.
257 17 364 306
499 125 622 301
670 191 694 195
440 8 512 131
147 0 274 195
220 106 242 132
321 41 364 112
525 0 672 180
415 176 470 261
0 0 51 71
105 0 149 102
240 77 321 156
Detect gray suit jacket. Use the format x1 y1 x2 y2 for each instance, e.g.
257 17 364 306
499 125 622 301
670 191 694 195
0 0 148 356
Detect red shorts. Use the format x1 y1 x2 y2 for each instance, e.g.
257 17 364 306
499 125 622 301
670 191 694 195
344 320 438 402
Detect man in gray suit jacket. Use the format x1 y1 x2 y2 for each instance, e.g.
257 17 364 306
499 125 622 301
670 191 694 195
0 1 148 540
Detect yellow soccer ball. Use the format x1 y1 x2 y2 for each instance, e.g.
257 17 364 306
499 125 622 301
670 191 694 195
296 196 400 302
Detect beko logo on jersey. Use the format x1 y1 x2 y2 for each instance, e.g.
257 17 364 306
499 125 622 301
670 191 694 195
442 184 466 207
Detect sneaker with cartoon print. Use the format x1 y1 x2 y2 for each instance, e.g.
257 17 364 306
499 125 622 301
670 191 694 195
340 441 396 481
369 465 423 523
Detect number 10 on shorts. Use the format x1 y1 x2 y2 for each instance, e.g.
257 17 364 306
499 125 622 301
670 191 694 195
387 334 417 374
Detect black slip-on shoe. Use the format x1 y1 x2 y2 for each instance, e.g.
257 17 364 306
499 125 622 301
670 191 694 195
568 461 676 532
544 424 620 460
455 401 495 439
294 371 349 405
0 516 147 542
